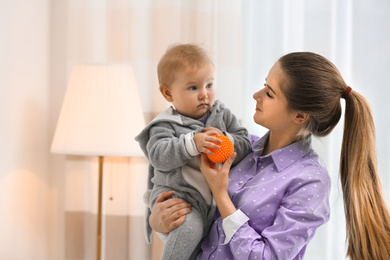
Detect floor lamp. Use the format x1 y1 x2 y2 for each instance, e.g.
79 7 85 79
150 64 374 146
51 63 145 260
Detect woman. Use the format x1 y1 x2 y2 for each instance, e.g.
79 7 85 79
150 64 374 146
149 52 390 259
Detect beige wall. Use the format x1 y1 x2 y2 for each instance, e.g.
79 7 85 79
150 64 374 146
0 0 53 259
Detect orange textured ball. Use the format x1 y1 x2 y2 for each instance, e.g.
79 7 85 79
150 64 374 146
207 135 234 163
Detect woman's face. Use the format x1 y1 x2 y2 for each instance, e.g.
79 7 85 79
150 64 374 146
252 62 297 133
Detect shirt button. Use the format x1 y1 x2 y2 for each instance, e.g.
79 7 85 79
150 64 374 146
239 181 243 184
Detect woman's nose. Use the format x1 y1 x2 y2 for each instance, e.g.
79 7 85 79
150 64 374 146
253 90 262 100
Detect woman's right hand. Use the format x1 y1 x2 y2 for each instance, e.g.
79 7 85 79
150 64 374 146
149 191 192 236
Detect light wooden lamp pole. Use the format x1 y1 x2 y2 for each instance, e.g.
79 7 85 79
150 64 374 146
51 63 145 260
97 156 104 260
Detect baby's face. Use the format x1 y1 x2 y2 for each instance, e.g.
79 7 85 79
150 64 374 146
164 62 215 120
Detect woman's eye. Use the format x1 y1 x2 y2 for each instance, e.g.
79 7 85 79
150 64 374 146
264 83 273 98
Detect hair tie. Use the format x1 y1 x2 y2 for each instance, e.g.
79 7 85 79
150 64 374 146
342 86 352 99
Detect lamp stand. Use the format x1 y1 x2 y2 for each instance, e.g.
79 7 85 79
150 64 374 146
97 156 104 260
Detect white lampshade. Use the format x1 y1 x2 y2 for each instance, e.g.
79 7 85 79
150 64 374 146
51 63 145 157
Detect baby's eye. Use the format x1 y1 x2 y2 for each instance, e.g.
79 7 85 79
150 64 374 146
206 83 213 88
189 86 197 91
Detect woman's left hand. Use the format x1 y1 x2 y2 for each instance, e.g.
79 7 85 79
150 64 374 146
198 152 237 197
198 152 237 218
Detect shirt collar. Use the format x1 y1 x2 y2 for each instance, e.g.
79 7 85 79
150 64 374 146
252 132 312 173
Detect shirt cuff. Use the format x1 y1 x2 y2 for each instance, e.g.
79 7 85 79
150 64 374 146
222 209 249 244
185 132 200 156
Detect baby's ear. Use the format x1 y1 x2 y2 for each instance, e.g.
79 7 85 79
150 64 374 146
160 86 173 102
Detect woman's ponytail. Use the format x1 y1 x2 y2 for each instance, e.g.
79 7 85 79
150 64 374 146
279 52 390 259
340 90 390 260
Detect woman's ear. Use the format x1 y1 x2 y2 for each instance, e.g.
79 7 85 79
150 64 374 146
160 86 173 102
294 111 310 125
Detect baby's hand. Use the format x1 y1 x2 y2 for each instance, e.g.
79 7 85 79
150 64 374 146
202 127 224 136
193 129 223 155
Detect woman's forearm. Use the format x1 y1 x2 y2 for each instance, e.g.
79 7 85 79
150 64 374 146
213 190 236 219
198 152 238 219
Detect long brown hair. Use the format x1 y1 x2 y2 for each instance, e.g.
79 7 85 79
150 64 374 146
279 52 390 260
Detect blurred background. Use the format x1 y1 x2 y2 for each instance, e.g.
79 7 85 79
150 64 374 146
1 0 389 259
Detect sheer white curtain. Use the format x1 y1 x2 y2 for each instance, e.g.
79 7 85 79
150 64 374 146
51 0 243 259
66 0 243 118
241 0 390 259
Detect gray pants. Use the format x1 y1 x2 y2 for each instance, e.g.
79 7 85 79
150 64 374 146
150 185 215 260
162 207 203 260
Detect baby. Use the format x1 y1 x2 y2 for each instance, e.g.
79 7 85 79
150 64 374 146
136 43 251 260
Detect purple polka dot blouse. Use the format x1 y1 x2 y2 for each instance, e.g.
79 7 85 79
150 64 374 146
198 132 331 260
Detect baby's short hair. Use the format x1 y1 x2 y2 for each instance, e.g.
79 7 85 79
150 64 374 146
157 43 213 87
